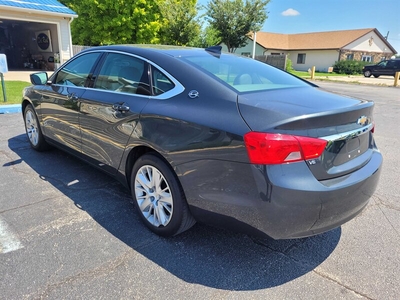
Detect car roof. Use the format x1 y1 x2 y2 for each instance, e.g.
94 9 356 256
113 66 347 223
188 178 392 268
80 45 221 59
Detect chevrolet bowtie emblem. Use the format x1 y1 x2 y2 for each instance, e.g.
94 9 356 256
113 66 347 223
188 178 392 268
357 115 368 126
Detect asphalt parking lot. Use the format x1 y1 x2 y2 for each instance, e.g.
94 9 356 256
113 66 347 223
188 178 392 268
1 82 399 299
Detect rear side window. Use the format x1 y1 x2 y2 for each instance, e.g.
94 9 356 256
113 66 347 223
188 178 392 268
55 53 101 86
182 54 308 93
94 53 151 95
151 66 175 95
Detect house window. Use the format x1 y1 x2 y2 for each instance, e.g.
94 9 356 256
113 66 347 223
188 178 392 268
362 55 372 62
297 53 306 64
346 54 354 60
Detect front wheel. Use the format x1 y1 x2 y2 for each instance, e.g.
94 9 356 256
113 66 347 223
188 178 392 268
130 154 195 237
24 104 49 151
363 70 372 77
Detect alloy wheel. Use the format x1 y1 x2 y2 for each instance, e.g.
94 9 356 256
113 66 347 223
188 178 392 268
134 165 173 227
25 109 39 146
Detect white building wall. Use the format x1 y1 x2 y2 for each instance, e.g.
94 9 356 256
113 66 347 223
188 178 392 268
0 9 74 63
58 19 73 62
343 32 392 54
289 50 339 72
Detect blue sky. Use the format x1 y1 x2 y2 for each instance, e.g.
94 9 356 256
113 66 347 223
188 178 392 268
198 0 400 53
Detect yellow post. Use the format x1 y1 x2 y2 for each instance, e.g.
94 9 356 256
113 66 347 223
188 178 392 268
394 72 399 87
311 66 316 80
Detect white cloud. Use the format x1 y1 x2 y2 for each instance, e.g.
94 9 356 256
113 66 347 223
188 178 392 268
282 8 300 16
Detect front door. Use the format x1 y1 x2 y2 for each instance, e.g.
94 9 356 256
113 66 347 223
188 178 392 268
40 52 102 152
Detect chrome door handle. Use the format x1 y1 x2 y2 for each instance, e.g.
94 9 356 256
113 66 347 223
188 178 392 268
68 93 78 102
112 103 130 112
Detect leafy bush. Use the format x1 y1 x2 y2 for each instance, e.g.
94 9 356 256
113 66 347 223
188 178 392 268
286 56 294 72
332 60 369 75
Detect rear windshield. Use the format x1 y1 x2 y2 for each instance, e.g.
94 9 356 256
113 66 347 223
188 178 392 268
181 53 309 92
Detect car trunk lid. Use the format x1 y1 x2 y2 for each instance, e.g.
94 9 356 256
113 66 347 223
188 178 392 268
238 86 376 180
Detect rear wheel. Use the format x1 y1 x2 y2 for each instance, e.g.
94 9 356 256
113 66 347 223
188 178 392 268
363 70 372 77
24 104 49 151
130 154 195 237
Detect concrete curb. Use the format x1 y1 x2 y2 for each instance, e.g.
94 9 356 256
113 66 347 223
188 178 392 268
0 104 21 114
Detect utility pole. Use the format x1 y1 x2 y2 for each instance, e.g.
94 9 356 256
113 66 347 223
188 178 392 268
252 31 257 59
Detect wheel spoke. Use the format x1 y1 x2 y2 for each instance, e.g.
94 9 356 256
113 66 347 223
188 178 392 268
136 169 152 191
159 201 172 215
152 170 163 191
155 204 168 226
139 198 152 212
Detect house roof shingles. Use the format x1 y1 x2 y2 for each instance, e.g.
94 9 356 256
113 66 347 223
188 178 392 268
0 0 76 15
254 28 396 53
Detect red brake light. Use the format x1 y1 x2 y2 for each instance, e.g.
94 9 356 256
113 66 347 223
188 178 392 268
244 132 327 165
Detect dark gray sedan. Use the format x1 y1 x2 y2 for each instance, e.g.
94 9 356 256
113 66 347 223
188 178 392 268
22 45 382 239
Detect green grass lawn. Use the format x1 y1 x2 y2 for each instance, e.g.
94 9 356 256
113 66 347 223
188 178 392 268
0 81 31 105
289 70 348 78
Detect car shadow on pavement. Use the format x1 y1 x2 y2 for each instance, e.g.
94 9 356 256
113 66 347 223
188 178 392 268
8 134 340 291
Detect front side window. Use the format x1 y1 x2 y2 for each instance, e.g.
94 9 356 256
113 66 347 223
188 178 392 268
182 53 309 93
94 53 151 95
377 61 387 67
297 53 306 64
55 53 101 86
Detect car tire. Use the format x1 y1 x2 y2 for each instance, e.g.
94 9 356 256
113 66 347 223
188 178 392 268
373 75 380 78
24 104 49 151
130 153 196 237
363 70 372 77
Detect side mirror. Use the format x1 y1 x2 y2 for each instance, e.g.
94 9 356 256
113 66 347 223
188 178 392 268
30 72 48 85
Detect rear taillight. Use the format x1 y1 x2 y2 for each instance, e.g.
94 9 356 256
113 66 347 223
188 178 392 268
244 132 327 165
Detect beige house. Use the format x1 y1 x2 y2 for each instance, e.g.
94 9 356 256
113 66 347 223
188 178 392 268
224 28 397 72
0 0 77 70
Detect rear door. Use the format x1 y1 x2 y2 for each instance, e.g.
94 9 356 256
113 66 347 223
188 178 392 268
385 60 397 76
40 52 102 151
79 52 152 174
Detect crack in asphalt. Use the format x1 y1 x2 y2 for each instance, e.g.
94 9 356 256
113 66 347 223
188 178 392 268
312 269 375 300
251 237 312 267
0 197 56 214
248 191 398 298
372 196 400 238
373 194 400 212
28 250 135 299
251 237 376 299
27 237 161 299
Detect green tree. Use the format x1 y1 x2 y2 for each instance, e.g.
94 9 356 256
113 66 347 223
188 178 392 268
206 0 269 53
60 0 162 45
190 25 221 48
157 0 201 46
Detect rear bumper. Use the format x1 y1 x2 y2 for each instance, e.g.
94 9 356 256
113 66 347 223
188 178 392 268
179 150 382 239
259 150 382 238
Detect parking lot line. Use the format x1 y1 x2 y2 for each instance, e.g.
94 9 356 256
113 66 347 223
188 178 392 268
0 217 23 254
